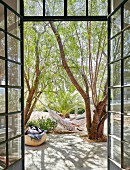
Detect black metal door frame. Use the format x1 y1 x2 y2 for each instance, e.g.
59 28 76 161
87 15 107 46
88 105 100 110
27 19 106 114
22 1 109 170
0 0 24 169
108 0 130 169
2 0 130 169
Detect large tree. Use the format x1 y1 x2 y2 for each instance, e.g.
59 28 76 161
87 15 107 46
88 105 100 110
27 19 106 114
24 22 80 125
49 21 107 140
24 22 57 125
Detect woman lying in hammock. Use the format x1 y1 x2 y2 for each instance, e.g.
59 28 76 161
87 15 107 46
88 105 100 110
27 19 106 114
35 96 85 131
58 113 80 126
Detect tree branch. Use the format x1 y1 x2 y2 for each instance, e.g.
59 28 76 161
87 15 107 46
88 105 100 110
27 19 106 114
24 71 30 91
49 21 88 101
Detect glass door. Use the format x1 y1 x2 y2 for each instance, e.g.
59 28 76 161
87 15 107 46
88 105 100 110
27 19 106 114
0 0 24 169
108 0 130 169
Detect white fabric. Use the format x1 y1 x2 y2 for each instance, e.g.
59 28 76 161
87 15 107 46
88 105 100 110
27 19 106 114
35 96 76 131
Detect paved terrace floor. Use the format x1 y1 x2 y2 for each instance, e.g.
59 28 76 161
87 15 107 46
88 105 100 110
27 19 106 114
25 133 107 170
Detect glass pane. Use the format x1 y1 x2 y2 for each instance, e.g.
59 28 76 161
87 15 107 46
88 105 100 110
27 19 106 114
0 116 6 142
46 0 64 16
110 88 121 112
110 34 121 62
88 0 107 16
0 4 4 29
124 87 130 114
0 143 6 169
0 88 5 113
124 58 130 86
124 29 130 57
68 0 86 16
111 9 121 37
8 137 21 165
0 31 5 58
8 62 21 86
0 59 5 85
24 0 43 16
8 88 21 113
110 112 121 138
2 0 20 13
110 61 121 86
109 137 121 164
123 142 130 169
111 0 122 11
8 35 21 62
8 114 21 138
7 9 20 38
124 1 130 26
124 115 130 141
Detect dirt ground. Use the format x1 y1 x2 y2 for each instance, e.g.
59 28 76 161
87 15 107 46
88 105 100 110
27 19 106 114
25 111 107 170
25 133 107 170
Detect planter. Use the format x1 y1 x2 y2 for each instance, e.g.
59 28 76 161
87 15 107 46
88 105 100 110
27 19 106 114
25 132 47 146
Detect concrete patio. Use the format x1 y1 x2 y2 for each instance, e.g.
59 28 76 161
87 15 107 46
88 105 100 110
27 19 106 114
25 133 107 170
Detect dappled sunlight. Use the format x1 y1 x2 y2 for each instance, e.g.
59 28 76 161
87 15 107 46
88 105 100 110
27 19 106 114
25 133 107 170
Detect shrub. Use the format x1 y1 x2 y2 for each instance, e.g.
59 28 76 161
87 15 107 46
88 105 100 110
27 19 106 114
69 110 75 114
78 108 85 114
27 117 57 132
43 109 48 112
27 119 39 127
69 108 85 115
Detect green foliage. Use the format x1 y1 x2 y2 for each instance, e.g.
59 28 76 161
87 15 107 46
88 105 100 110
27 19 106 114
45 91 84 117
78 108 85 114
43 109 48 112
88 0 107 16
69 110 75 114
27 118 57 132
69 108 85 114
27 119 39 127
24 20 107 124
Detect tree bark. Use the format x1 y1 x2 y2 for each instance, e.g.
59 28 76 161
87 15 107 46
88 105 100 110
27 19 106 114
97 114 107 138
88 100 107 140
24 89 35 125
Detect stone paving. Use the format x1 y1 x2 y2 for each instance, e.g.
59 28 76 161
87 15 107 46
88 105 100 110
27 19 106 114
25 133 107 170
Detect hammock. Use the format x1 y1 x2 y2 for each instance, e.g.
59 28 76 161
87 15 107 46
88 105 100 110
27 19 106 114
35 96 79 131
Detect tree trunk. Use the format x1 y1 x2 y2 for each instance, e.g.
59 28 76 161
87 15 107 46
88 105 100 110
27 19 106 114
88 113 98 140
88 100 107 140
97 120 105 138
85 98 91 133
88 119 105 140
24 92 42 125
24 90 35 125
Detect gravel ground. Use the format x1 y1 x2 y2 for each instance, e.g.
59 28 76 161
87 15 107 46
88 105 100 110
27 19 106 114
25 133 107 170
25 111 107 170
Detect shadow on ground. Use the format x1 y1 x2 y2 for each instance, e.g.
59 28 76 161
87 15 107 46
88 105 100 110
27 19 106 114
25 133 107 170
